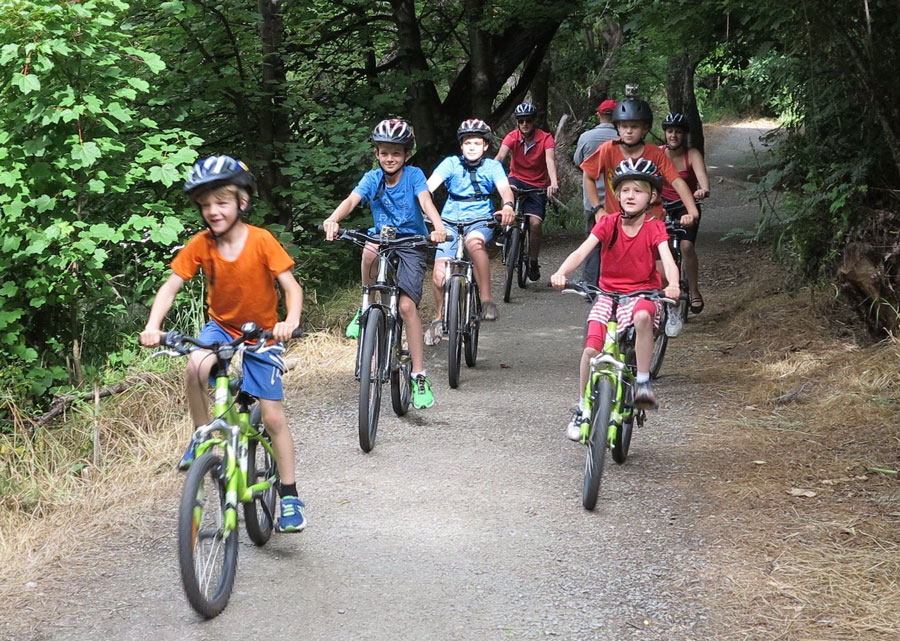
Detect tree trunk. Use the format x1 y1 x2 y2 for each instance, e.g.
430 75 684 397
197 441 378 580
466 0 493 120
586 19 623 113
666 54 704 156
257 0 294 228
531 55 551 126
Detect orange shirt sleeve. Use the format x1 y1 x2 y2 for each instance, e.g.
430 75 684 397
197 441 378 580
170 232 211 281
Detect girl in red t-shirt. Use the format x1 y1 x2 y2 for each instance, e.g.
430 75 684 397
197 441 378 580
551 159 680 440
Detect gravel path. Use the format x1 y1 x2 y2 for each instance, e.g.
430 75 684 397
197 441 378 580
1 120 777 641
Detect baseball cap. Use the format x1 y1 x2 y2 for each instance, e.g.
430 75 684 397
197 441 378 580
598 99 617 115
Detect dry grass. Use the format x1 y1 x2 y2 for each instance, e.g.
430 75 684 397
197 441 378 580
0 328 355 607
681 248 900 639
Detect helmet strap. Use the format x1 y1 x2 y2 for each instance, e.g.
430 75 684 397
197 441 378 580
620 205 650 221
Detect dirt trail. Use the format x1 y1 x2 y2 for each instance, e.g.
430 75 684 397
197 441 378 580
1 120 779 641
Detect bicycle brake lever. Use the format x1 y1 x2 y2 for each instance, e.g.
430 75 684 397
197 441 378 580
152 349 183 359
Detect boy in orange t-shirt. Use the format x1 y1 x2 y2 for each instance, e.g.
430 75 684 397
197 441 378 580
139 155 307 533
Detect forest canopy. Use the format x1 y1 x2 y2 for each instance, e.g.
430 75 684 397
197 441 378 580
1 0 898 415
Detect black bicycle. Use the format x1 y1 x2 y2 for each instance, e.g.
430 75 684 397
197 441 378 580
438 216 498 388
649 218 689 379
501 185 544 302
330 226 432 452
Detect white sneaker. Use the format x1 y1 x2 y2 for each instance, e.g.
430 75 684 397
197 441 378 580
665 309 683 338
566 410 584 441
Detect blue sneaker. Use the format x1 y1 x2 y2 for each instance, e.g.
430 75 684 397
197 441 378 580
177 437 198 471
277 496 307 533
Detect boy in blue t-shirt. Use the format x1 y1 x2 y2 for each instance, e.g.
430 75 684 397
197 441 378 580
323 119 446 408
423 119 515 342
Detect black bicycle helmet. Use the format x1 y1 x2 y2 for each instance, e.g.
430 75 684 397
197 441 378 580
184 155 255 197
371 118 415 150
457 118 493 143
514 102 538 118
611 98 653 127
611 157 662 192
661 112 689 130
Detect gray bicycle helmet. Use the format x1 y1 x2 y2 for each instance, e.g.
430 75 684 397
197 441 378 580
457 118 493 143
184 155 255 197
611 157 662 192
514 102 538 118
612 98 653 126
661 112 688 130
371 118 415 150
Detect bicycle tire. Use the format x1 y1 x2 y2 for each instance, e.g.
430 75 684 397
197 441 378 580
613 348 636 464
464 286 481 367
244 404 277 546
649 311 669 380
503 226 520 302
390 318 412 416
358 308 385 453
447 277 464 389
517 226 530 289
178 452 238 618
583 377 613 510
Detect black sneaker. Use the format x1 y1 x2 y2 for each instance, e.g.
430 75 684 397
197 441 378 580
527 260 541 282
633 382 658 410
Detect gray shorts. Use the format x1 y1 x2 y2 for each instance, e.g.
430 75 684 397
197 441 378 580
391 246 428 307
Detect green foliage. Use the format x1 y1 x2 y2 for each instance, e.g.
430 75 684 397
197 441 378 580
0 0 202 410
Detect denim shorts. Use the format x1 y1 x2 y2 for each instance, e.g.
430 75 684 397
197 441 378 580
435 220 495 261
198 320 285 400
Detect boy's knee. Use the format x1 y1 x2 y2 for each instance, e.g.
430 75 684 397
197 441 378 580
583 346 599 358
398 295 417 316
633 311 652 328
465 236 485 252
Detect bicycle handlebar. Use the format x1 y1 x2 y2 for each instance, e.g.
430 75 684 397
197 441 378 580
440 215 500 229
557 280 676 306
320 225 433 251
155 322 303 358
511 185 547 196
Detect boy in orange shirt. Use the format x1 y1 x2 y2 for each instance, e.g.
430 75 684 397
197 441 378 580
139 155 307 533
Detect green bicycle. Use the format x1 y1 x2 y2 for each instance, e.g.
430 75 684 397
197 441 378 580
562 281 673 510
155 322 302 618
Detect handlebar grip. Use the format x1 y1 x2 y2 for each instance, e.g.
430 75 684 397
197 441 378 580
317 223 325 232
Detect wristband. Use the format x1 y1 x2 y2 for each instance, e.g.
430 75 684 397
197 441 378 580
503 201 514 209
589 204 602 214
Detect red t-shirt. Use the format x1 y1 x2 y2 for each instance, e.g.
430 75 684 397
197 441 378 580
590 213 668 292
579 141 680 219
171 225 295 337
501 128 555 187
658 145 699 201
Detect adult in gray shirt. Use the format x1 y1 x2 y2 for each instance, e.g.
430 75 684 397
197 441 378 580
572 99 618 286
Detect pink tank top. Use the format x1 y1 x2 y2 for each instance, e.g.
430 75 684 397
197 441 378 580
659 145 698 201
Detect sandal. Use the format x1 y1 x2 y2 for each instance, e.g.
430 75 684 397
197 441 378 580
424 319 443 346
482 301 499 321
690 293 704 314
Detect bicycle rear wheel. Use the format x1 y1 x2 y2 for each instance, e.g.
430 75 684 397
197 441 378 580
358 308 385 453
503 226 520 302
447 277 464 388
178 452 238 618
390 318 412 416
464 287 481 367
244 405 277 545
650 311 668 380
583 378 613 511
517 226 530 289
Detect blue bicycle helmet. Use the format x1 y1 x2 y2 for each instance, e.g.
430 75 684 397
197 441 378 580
184 155 255 197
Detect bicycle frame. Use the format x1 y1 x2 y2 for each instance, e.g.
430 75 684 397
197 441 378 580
441 218 494 335
580 315 635 448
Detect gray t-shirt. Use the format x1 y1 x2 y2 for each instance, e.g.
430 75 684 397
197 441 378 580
573 123 618 210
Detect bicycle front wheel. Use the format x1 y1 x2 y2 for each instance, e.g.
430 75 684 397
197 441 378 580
178 452 238 618
613 350 636 464
244 404 277 546
390 318 412 416
517 226 530 289
464 287 481 367
503 226 520 302
583 378 613 511
358 308 386 453
447 277 464 388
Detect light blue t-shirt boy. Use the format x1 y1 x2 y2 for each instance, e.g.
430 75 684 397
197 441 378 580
430 156 509 222
353 166 430 236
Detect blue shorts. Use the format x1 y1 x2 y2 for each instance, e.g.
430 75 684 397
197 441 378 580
435 220 495 261
198 321 285 401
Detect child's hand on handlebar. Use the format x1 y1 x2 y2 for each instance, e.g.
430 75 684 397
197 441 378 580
664 283 680 303
139 328 164 347
322 218 340 241
550 272 567 290
680 213 697 227
430 224 447 244
495 207 515 226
